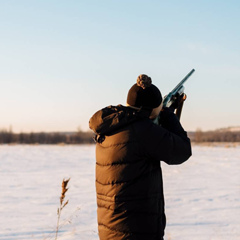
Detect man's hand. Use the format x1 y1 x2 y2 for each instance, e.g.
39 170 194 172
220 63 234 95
170 93 186 110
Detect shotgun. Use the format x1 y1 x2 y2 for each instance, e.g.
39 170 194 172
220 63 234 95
162 69 195 120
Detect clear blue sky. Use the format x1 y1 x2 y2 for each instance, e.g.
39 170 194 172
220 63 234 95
0 0 239 132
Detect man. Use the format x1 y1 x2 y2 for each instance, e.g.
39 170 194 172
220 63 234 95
89 74 192 240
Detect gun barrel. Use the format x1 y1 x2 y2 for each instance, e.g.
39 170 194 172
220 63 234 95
171 69 195 94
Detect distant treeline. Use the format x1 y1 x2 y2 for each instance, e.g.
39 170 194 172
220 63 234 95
0 130 95 144
1 129 240 144
189 129 240 142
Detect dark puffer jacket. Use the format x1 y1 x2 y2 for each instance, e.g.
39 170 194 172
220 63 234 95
89 105 191 240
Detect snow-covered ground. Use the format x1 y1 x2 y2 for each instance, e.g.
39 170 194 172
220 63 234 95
0 144 239 240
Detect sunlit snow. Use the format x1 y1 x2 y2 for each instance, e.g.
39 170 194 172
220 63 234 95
0 144 239 240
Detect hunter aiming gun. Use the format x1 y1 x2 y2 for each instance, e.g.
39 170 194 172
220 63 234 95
162 69 195 120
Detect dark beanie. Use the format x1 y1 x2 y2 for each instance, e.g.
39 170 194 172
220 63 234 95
127 74 162 109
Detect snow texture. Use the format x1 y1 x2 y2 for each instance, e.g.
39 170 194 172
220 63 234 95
0 144 239 240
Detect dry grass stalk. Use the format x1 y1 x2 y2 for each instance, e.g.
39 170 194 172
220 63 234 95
55 178 70 240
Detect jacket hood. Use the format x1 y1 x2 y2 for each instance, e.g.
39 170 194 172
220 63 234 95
89 105 150 136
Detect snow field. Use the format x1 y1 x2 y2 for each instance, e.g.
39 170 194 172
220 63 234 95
162 145 240 240
0 144 239 240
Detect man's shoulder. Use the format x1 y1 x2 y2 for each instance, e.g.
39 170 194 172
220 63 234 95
132 118 166 139
89 104 151 136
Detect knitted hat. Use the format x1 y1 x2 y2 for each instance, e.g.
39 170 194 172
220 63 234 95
127 74 162 109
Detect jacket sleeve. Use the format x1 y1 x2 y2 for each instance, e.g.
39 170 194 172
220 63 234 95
141 109 192 165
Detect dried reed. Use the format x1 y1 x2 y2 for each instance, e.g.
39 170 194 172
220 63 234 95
55 178 70 240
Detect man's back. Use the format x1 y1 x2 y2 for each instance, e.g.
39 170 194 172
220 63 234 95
90 105 191 240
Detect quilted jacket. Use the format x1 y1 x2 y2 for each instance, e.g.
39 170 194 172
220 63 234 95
89 105 192 240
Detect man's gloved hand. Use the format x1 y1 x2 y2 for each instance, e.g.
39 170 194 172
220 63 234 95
169 93 186 111
170 93 181 109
